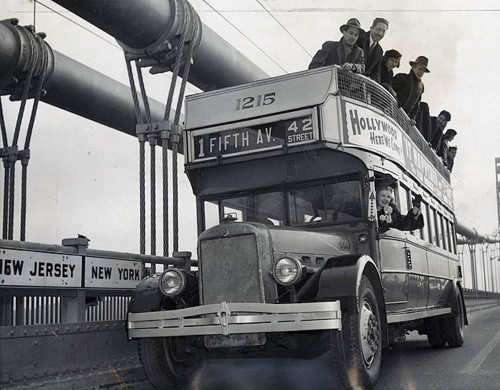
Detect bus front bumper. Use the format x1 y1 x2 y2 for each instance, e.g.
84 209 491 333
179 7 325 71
128 301 341 338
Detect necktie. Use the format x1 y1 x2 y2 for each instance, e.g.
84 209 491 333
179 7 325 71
369 43 376 55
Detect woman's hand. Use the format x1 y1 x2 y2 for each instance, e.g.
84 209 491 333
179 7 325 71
341 63 356 72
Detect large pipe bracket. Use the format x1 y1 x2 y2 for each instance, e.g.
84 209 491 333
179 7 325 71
135 0 202 75
52 0 268 90
0 19 54 99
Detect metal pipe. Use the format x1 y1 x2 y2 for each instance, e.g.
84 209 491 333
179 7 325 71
51 0 269 90
0 19 168 137
455 221 500 244
44 51 168 136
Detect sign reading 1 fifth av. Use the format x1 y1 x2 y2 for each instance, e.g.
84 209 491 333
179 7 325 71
192 115 316 161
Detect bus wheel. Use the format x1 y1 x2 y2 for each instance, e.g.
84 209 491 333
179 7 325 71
331 275 382 390
426 318 447 348
443 290 465 347
138 337 201 389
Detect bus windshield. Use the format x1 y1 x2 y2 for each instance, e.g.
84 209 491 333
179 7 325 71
203 179 363 229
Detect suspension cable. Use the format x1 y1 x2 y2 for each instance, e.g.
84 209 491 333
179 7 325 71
161 1 192 256
125 58 146 255
161 135 169 257
7 31 39 240
171 2 200 253
2 155 9 239
20 34 49 241
135 62 156 259
1 98 9 239
123 0 201 258
0 99 7 147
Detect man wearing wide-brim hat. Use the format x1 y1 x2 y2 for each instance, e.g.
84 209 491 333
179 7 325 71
309 18 366 74
392 56 430 121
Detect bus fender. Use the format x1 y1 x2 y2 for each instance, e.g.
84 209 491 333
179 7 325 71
316 255 383 309
316 254 389 347
128 274 164 314
450 279 468 325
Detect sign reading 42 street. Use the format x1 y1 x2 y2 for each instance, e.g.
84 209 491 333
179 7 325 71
193 115 315 160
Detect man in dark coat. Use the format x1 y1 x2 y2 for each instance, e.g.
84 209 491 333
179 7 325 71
356 17 389 83
429 110 451 149
392 56 430 121
309 18 365 74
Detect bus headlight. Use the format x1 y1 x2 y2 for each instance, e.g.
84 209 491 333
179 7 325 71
159 268 186 297
273 257 302 286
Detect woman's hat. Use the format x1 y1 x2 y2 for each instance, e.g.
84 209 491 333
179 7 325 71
385 49 402 59
409 56 430 72
340 18 365 35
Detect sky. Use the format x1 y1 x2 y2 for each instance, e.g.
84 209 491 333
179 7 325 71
1 0 500 256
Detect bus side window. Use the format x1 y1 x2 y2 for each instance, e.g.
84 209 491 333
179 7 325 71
438 213 447 251
428 207 438 246
435 211 444 249
445 218 453 253
397 185 409 214
450 222 457 254
420 201 429 242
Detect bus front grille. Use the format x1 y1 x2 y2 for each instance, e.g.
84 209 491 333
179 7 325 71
200 234 265 305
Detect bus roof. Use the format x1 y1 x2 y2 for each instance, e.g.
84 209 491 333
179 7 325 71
184 66 452 205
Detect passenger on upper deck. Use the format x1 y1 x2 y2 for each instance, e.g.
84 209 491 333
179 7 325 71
356 17 389 83
308 18 365 74
392 56 430 121
376 186 424 233
415 102 431 140
437 129 457 168
380 49 402 98
430 110 451 150
447 146 457 172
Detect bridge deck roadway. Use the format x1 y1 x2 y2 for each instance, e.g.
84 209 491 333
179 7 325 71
2 300 499 390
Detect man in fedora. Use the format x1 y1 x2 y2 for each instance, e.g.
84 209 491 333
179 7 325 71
392 56 430 121
356 17 389 83
309 18 365 74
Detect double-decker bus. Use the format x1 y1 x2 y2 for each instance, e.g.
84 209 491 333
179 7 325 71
127 66 466 390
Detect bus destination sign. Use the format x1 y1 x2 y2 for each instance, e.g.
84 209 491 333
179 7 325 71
193 115 315 160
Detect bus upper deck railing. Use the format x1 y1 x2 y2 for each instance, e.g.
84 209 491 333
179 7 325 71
335 68 450 183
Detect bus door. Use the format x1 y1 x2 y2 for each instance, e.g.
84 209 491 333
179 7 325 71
377 192 430 314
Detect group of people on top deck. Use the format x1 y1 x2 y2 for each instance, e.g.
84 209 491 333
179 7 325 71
308 17 457 172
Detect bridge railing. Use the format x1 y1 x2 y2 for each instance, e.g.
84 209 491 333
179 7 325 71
462 288 500 300
0 238 193 327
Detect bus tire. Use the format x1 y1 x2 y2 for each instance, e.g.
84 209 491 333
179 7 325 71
138 337 200 389
331 275 382 390
426 318 447 348
443 290 465 347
